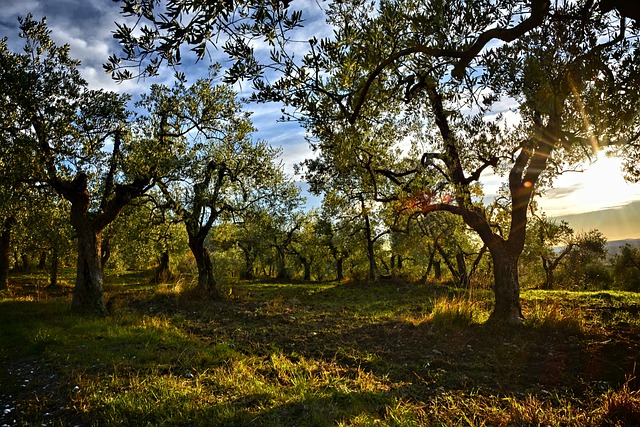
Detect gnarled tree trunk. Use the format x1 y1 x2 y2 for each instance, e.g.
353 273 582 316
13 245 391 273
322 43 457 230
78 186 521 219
336 257 344 281
154 250 173 284
71 215 106 314
363 212 376 281
275 246 289 280
300 255 312 281
189 235 223 299
238 243 255 280
487 242 523 323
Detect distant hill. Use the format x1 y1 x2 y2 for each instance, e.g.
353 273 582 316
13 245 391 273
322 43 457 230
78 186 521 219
552 201 640 241
605 238 640 255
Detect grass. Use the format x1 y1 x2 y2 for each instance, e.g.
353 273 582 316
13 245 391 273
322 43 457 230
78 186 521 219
1 273 640 426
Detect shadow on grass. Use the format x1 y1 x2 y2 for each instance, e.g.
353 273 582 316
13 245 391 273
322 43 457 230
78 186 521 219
72 390 395 427
3 280 640 426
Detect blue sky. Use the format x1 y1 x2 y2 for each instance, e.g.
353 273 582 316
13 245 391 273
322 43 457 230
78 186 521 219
3 0 640 238
0 0 328 206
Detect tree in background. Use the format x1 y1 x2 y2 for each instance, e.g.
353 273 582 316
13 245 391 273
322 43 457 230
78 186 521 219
20 192 74 287
315 213 352 282
145 74 294 298
101 198 188 283
556 229 610 290
233 208 273 280
612 244 640 291
530 217 577 290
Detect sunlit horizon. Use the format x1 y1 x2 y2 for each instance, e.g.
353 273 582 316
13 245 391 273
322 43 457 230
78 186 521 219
538 151 640 216
537 151 640 241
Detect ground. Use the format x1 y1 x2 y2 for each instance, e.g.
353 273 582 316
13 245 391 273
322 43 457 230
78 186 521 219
1 272 639 426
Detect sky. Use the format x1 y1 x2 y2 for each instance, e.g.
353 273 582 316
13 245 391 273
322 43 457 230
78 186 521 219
2 0 639 240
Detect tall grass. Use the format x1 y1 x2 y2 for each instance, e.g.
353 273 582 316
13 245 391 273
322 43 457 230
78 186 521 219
524 299 585 332
428 296 489 327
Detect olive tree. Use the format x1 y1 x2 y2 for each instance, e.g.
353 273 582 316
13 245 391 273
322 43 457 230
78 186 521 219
108 1 640 323
144 73 293 298
0 16 179 313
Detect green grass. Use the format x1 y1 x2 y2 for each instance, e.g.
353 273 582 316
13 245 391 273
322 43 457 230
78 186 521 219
1 273 640 426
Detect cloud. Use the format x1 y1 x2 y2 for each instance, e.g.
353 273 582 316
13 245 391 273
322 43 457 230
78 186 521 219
544 185 583 200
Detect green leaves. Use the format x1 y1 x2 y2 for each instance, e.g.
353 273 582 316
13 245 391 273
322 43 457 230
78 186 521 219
108 0 304 82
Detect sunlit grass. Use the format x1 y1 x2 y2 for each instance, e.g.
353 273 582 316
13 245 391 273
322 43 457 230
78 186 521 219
427 295 490 327
2 275 640 425
523 298 585 332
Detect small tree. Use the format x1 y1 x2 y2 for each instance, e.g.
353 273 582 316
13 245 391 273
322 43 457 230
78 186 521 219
612 244 640 291
557 230 609 290
147 74 293 298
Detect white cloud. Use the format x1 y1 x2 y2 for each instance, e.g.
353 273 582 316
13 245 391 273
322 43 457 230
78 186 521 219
538 152 640 216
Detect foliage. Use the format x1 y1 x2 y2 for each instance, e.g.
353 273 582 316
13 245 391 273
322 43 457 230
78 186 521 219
0 16 161 313
611 244 640 291
106 0 305 82
556 230 610 290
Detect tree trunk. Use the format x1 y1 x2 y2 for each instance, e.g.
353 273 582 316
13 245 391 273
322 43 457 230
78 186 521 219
364 213 376 280
541 258 553 290
301 256 311 281
154 250 173 283
38 252 47 270
71 225 107 315
488 244 523 324
275 246 289 280
100 235 111 269
49 247 59 288
434 260 441 280
336 257 344 281
239 244 255 280
20 253 29 273
0 217 14 290
456 252 469 288
189 235 223 299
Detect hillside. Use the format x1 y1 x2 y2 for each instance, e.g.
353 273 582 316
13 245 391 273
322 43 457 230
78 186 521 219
553 201 640 241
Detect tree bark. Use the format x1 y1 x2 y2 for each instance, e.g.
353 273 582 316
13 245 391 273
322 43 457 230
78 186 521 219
38 252 47 270
364 213 376 280
71 223 107 314
0 217 15 290
456 252 469 288
20 253 29 273
300 256 311 281
100 234 111 269
238 243 255 280
434 260 441 280
275 246 289 280
189 235 223 299
541 258 554 290
154 250 173 283
336 257 344 281
487 243 523 324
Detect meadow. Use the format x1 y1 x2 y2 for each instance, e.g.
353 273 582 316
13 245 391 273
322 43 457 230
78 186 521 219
1 270 639 426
